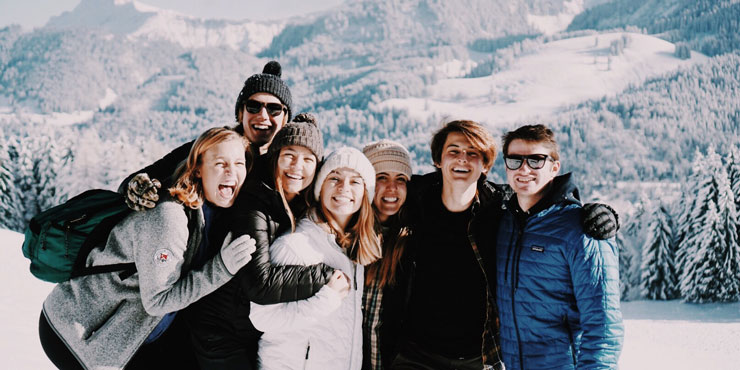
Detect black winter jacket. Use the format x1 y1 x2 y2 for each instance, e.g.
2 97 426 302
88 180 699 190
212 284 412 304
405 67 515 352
395 171 506 367
230 166 334 303
182 164 333 358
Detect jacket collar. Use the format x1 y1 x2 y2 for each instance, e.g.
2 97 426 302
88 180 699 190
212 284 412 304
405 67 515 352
507 172 581 220
415 171 502 213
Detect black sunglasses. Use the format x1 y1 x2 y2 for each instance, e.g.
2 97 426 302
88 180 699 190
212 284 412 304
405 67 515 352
504 154 554 170
244 100 286 117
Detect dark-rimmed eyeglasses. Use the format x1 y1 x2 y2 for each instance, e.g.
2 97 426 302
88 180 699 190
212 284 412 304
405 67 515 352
244 100 286 117
504 154 554 170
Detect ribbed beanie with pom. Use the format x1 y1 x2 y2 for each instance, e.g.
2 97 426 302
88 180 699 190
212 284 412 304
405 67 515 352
268 113 324 161
235 60 293 121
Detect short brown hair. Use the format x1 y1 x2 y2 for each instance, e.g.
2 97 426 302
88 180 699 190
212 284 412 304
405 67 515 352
502 124 559 160
430 120 497 170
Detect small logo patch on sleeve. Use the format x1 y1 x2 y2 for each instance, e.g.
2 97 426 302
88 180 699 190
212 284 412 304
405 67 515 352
154 249 172 264
531 245 545 253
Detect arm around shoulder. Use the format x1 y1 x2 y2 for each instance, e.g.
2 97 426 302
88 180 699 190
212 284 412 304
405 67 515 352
118 140 194 193
232 209 333 304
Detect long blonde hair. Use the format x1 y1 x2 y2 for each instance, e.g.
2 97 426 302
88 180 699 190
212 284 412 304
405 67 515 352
169 127 250 208
313 188 382 266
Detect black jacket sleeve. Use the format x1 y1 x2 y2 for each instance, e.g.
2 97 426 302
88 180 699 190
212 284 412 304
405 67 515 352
233 208 334 305
117 140 194 193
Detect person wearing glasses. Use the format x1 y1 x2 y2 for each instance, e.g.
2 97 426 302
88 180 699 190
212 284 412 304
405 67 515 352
495 124 623 370
184 113 338 370
119 60 293 210
391 120 620 370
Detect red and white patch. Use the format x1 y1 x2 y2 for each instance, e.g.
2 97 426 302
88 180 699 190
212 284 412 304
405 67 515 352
154 249 172 264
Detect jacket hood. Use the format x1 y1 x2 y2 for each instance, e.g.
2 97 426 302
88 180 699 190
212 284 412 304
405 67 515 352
507 172 581 218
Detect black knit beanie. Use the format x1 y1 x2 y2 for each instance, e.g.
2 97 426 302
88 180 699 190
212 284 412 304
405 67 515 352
235 61 293 122
268 113 324 161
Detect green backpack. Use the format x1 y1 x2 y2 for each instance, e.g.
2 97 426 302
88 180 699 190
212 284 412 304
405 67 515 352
22 189 137 283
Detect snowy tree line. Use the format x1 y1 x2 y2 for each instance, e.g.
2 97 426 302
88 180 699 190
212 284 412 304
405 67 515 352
568 0 740 56
619 146 740 303
0 123 169 231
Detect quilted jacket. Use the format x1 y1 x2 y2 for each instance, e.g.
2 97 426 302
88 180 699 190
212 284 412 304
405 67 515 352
250 216 364 370
495 173 623 370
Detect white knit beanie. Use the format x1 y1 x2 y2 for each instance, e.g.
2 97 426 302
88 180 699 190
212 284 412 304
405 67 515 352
362 139 412 180
314 146 376 201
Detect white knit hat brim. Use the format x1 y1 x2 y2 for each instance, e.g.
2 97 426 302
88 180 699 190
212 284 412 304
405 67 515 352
314 146 376 201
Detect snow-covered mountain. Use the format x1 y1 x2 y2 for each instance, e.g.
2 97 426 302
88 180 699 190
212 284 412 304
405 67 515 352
46 0 284 53
377 32 708 127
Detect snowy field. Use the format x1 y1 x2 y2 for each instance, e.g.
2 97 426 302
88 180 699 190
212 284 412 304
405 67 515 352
378 32 708 129
2 228 739 369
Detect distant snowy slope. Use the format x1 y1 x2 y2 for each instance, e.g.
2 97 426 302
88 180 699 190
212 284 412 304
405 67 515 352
0 229 54 370
45 0 283 53
378 32 708 128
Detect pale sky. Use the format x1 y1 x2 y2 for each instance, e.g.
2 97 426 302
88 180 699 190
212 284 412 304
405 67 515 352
0 0 344 30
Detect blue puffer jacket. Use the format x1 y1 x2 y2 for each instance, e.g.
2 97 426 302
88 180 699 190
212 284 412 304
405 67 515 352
495 174 623 370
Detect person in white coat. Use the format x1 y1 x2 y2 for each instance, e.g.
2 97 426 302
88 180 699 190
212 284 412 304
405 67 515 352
250 146 382 370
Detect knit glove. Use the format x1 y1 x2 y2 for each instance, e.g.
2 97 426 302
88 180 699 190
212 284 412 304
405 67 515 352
583 203 620 240
220 232 257 275
126 173 161 211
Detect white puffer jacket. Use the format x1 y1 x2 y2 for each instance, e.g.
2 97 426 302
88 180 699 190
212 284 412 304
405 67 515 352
250 217 364 370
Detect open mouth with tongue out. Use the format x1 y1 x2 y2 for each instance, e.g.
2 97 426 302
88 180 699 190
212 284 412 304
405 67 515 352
218 181 237 199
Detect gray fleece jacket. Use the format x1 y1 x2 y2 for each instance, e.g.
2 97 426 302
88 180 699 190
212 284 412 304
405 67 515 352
43 200 234 370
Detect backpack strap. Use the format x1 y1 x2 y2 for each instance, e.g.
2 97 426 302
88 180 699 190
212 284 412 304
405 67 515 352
69 204 136 280
73 262 137 280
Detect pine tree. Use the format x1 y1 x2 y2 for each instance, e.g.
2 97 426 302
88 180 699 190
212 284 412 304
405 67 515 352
729 146 740 216
618 194 651 300
0 138 15 230
616 233 634 300
680 148 740 302
640 202 679 300
674 148 705 277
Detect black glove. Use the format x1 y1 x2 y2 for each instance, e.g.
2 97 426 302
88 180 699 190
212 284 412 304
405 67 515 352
583 203 619 240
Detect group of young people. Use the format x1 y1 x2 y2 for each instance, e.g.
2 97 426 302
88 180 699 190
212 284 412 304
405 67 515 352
38 60 623 370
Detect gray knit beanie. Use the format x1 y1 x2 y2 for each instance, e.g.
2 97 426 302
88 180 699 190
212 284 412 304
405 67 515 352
362 139 412 179
268 113 324 161
235 61 293 122
314 147 376 201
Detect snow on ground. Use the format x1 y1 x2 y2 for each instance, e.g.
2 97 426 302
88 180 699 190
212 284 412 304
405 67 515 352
0 87 115 126
378 32 709 129
0 109 95 126
2 227 739 369
0 229 55 369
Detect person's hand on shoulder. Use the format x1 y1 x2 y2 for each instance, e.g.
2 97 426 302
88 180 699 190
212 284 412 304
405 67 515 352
583 203 620 240
126 173 161 211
